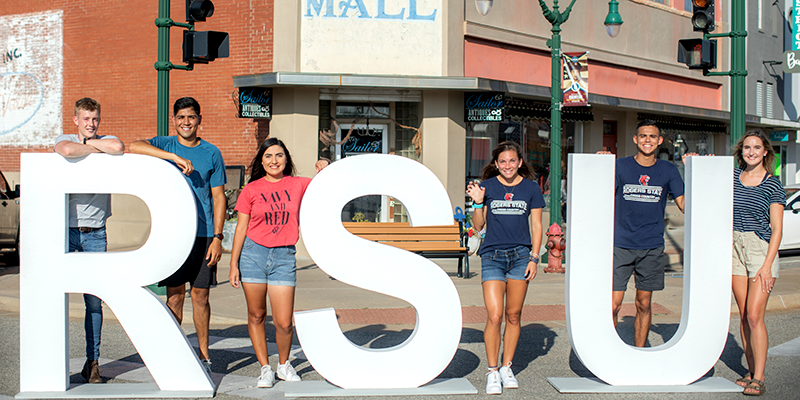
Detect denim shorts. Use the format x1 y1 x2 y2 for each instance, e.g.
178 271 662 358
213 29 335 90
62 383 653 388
238 237 297 286
480 245 531 282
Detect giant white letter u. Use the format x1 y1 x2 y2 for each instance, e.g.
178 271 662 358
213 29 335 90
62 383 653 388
565 154 733 386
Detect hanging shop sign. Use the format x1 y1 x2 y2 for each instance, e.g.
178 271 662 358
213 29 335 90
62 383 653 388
562 52 589 107
783 50 800 73
464 92 505 122
238 87 272 118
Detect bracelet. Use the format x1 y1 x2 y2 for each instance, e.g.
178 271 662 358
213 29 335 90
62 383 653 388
471 203 484 209
529 255 539 263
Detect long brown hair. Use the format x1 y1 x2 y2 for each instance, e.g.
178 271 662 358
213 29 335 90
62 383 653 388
248 138 296 183
732 129 776 172
480 141 536 181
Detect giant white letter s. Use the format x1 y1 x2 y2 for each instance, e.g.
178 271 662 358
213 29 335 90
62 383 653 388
296 154 462 389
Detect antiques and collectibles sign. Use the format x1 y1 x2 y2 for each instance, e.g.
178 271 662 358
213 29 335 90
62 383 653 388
464 92 504 122
238 87 272 118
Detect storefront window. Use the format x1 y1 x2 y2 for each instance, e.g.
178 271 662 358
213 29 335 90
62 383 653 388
657 131 713 179
319 100 421 223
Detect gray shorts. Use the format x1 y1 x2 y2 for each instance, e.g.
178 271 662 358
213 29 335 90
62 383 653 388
613 246 665 292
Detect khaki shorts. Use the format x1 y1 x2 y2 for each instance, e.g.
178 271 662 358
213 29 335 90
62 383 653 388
732 231 779 278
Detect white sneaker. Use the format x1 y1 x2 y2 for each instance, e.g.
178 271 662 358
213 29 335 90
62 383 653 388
201 359 212 375
257 364 275 388
499 363 518 388
277 362 302 382
486 369 502 395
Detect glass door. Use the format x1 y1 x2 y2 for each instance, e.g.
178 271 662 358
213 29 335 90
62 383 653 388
337 124 390 222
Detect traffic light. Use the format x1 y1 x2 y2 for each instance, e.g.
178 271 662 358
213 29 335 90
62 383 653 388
183 30 229 64
677 38 716 70
186 0 214 22
691 0 714 32
182 0 229 64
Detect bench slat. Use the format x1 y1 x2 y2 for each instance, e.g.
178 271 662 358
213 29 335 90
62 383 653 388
378 242 467 251
353 234 460 241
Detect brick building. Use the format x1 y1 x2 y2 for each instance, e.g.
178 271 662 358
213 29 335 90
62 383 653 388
0 0 273 180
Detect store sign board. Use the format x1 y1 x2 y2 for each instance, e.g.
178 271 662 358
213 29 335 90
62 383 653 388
238 87 272 119
783 50 800 73
794 1 800 50
300 0 442 76
464 92 504 122
770 130 789 142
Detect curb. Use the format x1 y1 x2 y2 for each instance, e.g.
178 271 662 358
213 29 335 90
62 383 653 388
3 291 800 327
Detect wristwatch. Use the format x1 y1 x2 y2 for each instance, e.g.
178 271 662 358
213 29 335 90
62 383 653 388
214 233 224 240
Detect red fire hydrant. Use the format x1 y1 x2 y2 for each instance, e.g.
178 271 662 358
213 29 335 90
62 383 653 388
543 223 565 274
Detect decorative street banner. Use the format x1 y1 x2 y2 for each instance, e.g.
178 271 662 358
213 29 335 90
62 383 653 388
464 92 504 122
794 0 800 50
238 87 272 118
562 52 589 107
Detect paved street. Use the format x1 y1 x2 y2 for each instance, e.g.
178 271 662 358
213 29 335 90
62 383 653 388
1 251 800 399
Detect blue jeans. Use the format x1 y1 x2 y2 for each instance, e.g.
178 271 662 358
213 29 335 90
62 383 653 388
69 227 107 360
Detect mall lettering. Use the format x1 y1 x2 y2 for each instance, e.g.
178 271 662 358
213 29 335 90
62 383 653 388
305 0 437 21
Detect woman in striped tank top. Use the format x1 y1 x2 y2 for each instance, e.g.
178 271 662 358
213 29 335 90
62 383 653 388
731 129 785 396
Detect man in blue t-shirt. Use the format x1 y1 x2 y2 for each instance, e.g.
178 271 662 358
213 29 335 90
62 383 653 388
608 120 685 348
130 97 226 372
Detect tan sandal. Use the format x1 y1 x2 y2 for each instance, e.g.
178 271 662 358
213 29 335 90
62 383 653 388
735 374 752 388
743 379 765 396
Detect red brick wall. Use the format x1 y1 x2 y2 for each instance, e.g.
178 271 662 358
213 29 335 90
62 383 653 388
0 0 274 174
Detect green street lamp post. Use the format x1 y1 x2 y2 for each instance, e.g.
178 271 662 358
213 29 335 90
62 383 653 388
477 0 621 226
537 0 576 227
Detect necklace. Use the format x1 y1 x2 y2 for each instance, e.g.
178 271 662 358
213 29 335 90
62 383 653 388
500 176 519 201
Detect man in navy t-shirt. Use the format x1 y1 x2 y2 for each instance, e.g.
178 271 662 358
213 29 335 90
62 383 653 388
609 120 685 348
130 97 226 373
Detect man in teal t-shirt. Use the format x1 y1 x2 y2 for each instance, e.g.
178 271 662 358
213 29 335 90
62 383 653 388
130 97 226 373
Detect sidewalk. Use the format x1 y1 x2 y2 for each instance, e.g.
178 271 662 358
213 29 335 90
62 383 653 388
2 236 800 329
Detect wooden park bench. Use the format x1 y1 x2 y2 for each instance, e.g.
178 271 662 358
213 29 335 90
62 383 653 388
342 222 471 278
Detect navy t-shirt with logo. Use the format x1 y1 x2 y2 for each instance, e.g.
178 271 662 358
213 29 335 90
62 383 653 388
478 177 546 255
614 156 684 250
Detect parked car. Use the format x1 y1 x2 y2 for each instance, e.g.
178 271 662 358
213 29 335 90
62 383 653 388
781 184 800 251
0 169 19 260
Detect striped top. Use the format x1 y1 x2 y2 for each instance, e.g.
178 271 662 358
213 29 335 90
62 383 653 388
733 168 785 242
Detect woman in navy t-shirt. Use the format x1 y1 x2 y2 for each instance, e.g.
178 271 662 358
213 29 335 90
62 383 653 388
466 141 545 394
731 129 784 395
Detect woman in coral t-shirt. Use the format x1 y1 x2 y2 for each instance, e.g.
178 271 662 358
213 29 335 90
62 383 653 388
229 137 328 389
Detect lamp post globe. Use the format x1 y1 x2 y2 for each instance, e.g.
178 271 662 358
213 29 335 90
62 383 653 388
604 0 623 38
475 0 493 16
